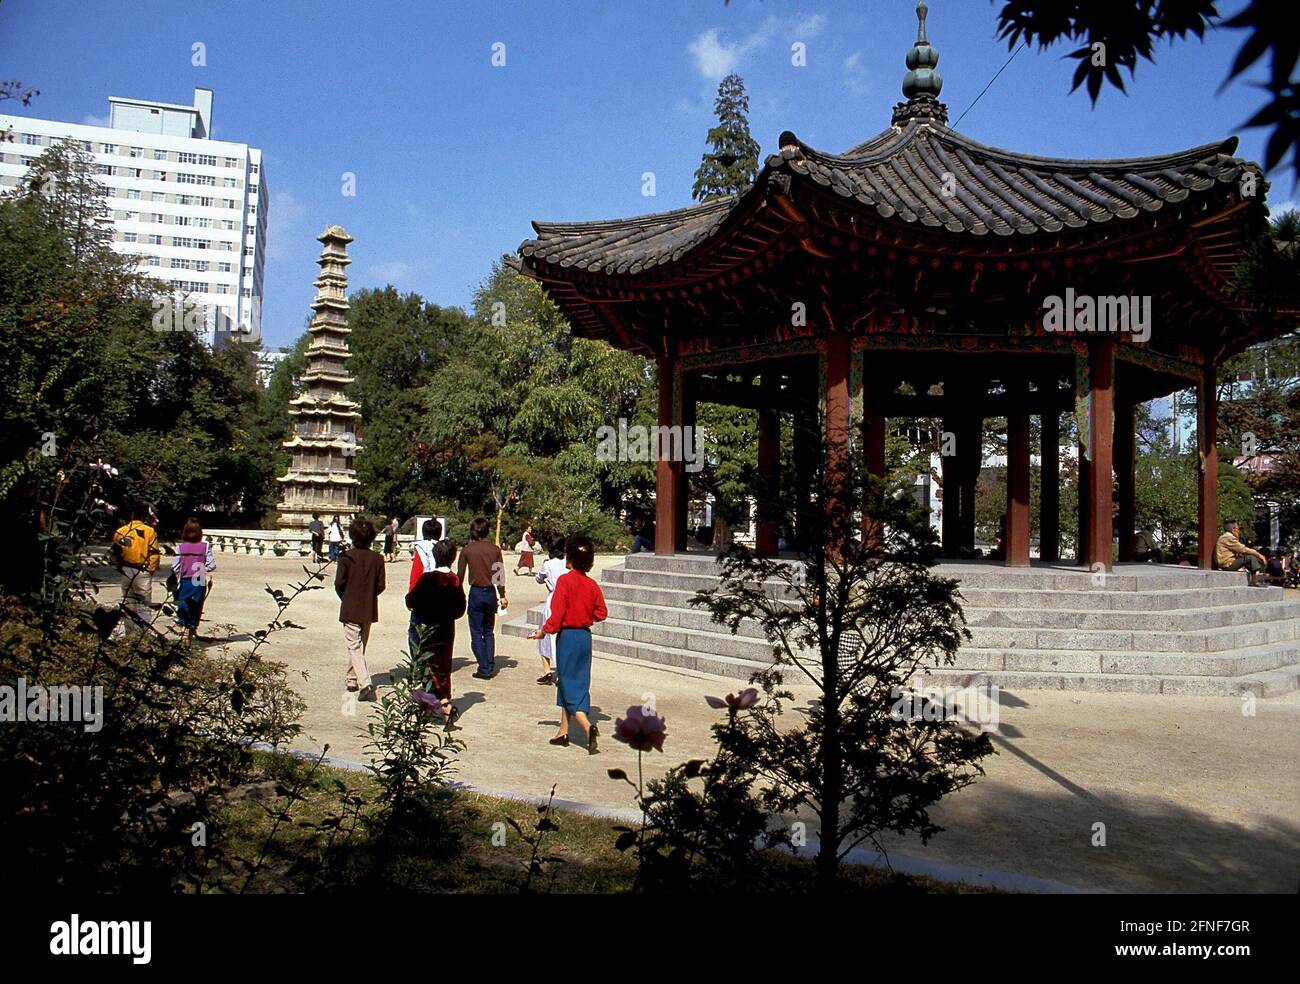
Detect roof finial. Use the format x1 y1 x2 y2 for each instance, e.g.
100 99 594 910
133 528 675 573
893 0 948 126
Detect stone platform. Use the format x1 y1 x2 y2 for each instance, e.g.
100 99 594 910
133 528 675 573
503 553 1300 697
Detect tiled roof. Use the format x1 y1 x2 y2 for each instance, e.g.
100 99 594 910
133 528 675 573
517 120 1261 276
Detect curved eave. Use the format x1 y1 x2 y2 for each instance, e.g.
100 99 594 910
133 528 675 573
517 121 1270 345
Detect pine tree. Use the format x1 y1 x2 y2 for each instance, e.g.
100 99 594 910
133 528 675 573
692 74 761 203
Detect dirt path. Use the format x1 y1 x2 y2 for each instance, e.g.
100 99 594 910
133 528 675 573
177 553 1299 893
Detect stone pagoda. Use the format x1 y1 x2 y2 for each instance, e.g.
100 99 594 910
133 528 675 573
276 226 364 530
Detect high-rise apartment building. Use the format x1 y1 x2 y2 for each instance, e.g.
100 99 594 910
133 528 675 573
0 87 267 346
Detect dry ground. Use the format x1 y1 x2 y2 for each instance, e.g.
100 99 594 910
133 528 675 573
145 551 1300 893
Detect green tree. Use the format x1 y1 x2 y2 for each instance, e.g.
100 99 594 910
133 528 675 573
691 76 763 549
417 261 648 546
346 286 472 519
692 73 761 202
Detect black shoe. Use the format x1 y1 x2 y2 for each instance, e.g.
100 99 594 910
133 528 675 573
587 724 599 755
536 673 554 685
548 733 570 747
357 685 378 703
444 705 460 731
472 671 493 680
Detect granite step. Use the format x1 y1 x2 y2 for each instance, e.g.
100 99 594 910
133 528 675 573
501 556 1300 696
915 664 1300 698
963 600 1298 628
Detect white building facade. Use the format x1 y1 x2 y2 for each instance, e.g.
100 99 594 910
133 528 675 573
0 87 267 346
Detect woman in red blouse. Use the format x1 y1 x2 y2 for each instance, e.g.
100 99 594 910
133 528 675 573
527 535 607 753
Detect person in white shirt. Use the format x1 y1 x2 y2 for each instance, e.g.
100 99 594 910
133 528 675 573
407 518 443 656
327 514 344 561
533 535 568 685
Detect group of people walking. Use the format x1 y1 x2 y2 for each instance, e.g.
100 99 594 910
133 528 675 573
110 505 217 644
331 515 608 751
107 506 609 750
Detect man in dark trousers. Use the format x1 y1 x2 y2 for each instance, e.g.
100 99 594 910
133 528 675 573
335 517 386 701
457 516 507 679
309 512 325 563
406 538 467 727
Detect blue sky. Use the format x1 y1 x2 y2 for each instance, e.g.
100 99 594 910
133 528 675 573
1 0 1288 348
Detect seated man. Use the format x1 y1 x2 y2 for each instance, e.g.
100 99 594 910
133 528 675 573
1132 526 1163 563
1264 549 1285 585
1215 519 1266 584
630 516 655 554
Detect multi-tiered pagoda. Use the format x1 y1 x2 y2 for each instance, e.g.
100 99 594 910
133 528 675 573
276 226 365 530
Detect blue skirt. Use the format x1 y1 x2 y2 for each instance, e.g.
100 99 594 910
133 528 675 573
177 577 206 628
555 628 592 715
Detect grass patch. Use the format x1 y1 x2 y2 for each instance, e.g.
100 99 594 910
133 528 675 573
205 751 993 893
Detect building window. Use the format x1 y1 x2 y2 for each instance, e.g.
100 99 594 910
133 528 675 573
178 172 216 186
22 133 41 145
126 189 141 200
172 237 193 248
129 146 143 157
194 217 212 228
152 149 167 160
101 143 116 154
78 140 92 151
147 234 162 245
122 232 137 243
223 177 238 188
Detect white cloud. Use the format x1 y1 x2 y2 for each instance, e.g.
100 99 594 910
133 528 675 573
1269 198 1298 216
687 13 828 79
687 28 745 79
844 51 871 97
264 188 307 261
368 260 412 283
796 14 827 38
81 113 110 127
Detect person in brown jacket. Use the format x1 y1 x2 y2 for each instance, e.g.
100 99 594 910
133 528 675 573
336 517 386 701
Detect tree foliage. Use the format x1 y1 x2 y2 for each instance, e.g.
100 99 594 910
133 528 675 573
995 1 1300 181
692 73 761 204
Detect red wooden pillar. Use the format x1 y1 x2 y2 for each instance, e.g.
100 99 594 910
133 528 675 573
1039 403 1060 562
1115 395 1136 562
1005 390 1031 567
861 368 886 546
1197 365 1219 570
1085 339 1115 571
1076 439 1090 564
654 353 685 556
755 371 780 558
958 417 982 554
678 375 695 549
939 415 960 556
824 331 853 542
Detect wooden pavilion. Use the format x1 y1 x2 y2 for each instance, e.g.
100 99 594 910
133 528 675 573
516 3 1285 570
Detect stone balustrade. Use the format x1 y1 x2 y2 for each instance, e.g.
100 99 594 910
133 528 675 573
160 529 417 559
